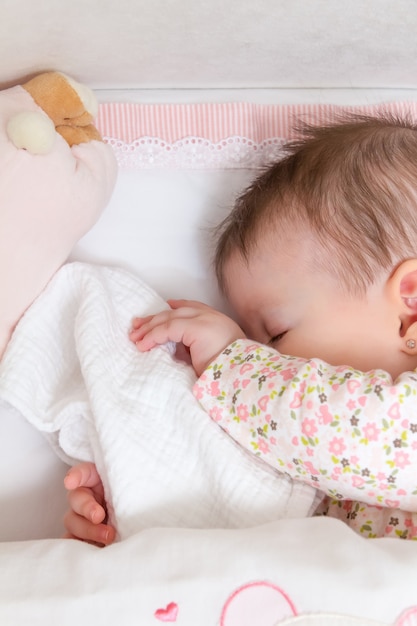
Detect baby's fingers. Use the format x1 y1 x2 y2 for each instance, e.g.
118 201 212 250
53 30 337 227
67 487 106 524
130 315 154 331
133 317 191 351
130 309 198 347
129 312 172 341
167 299 209 311
63 510 115 547
64 462 104 492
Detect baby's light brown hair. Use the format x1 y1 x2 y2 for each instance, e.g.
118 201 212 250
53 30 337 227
215 113 417 295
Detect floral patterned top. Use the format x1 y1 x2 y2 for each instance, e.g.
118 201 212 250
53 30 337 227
193 339 417 539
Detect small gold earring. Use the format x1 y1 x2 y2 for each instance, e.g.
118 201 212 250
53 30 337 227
406 339 416 349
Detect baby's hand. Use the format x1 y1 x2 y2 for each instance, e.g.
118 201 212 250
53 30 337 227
63 462 116 547
129 299 245 376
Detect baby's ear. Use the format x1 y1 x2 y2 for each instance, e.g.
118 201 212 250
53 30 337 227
399 263 417 312
389 259 417 352
388 259 417 309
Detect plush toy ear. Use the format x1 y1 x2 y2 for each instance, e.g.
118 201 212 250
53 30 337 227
7 111 56 154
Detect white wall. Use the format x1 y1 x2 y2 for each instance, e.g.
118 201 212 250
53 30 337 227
1 0 417 90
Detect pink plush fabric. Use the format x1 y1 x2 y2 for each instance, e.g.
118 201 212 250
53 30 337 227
0 85 117 359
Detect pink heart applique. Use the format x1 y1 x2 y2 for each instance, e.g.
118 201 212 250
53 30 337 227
154 602 179 622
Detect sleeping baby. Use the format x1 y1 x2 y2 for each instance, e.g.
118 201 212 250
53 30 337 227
66 114 417 543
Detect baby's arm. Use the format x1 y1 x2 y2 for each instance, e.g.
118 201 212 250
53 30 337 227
131 300 417 512
64 462 116 546
194 339 417 512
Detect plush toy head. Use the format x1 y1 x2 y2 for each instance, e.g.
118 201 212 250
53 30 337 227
0 71 117 359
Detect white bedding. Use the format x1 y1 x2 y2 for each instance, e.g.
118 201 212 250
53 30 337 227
1 517 417 625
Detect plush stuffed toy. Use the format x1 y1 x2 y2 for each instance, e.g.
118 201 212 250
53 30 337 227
0 71 117 359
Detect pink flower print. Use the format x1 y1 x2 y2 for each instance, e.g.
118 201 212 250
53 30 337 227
362 422 380 442
388 402 401 420
301 418 318 438
316 405 333 425
258 395 269 412
257 439 270 455
401 419 409 429
299 380 307 394
408 525 417 539
346 399 356 410
281 367 297 381
233 379 241 389
403 517 417 536
347 379 361 394
193 384 204 400
209 381 221 396
306 447 314 457
304 461 319 476
358 396 367 407
292 436 299 446
236 404 249 422
332 384 339 391
209 406 223 422
351 475 365 488
377 472 387 481
394 450 411 469
328 436 346 456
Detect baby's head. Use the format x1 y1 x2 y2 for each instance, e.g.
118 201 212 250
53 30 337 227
215 114 417 378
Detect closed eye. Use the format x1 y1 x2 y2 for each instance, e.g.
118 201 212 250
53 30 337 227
269 331 287 345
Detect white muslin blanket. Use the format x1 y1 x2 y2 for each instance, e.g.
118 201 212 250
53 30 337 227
0 263 318 539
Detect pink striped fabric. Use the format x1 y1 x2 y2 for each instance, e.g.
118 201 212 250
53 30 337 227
97 101 417 143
